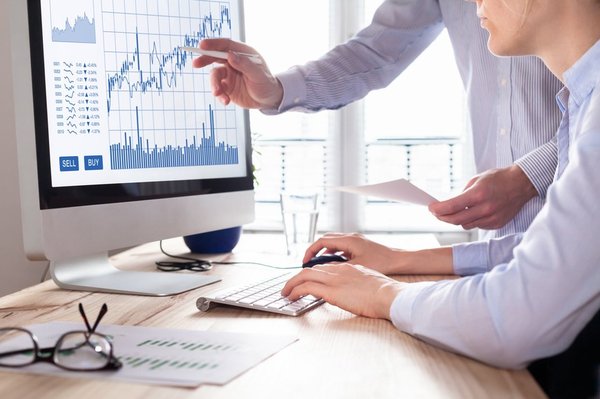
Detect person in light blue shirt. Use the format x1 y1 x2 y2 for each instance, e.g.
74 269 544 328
280 0 600 384
194 0 562 239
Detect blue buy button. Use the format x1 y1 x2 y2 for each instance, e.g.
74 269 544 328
84 155 103 170
59 156 79 172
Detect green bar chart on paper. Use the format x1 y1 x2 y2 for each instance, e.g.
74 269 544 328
122 338 236 371
21 322 297 387
136 338 234 353
108 324 297 386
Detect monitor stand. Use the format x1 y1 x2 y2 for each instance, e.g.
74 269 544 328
50 253 221 296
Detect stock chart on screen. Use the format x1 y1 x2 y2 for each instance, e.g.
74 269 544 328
40 0 246 187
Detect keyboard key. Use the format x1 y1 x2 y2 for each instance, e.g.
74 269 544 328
252 297 278 307
267 298 293 309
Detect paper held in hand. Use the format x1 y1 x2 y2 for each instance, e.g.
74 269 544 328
336 178 438 206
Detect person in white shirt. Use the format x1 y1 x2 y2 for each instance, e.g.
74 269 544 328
193 0 562 239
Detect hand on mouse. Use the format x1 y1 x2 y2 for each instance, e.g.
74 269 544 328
302 233 402 275
281 263 407 320
302 254 348 268
303 233 454 276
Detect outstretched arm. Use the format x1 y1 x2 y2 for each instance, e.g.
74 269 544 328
193 0 444 113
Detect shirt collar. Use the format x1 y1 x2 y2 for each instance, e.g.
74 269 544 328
562 39 600 108
555 87 569 114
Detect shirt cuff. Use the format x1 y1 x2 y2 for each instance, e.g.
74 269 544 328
261 67 307 115
514 141 558 199
451 241 490 276
390 281 437 333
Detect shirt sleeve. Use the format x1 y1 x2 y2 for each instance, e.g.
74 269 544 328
452 233 524 276
264 0 444 114
390 131 600 369
514 138 558 199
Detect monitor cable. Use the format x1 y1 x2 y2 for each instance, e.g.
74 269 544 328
156 240 301 272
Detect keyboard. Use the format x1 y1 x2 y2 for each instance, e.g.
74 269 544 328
196 272 324 316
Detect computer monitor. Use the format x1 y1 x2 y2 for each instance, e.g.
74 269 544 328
10 0 254 296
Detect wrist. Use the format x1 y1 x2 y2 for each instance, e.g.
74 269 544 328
389 249 418 274
264 78 284 110
509 164 538 201
376 281 406 320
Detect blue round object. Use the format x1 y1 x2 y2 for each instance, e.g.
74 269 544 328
183 226 242 254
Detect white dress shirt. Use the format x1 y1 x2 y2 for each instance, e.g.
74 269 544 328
391 40 600 369
270 0 562 238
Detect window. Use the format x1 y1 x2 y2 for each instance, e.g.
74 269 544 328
243 0 469 234
362 0 468 232
243 0 330 230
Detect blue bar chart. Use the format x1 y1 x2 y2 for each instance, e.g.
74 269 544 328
110 105 239 169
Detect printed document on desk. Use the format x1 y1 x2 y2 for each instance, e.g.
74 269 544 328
1 322 297 387
336 178 438 206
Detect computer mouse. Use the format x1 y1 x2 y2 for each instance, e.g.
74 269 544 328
302 254 348 268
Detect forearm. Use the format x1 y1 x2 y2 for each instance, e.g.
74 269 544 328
387 247 454 275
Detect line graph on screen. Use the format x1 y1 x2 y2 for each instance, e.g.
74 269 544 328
101 0 239 170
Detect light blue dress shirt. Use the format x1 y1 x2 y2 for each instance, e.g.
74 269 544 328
391 40 600 369
271 0 562 238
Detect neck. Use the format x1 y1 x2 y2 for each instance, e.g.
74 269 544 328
537 4 600 82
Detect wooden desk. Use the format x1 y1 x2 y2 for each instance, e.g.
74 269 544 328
0 234 546 399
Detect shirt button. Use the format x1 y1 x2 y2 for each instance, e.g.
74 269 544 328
499 128 507 136
500 78 508 87
293 97 300 104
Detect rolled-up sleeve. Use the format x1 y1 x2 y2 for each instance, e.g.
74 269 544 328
515 138 558 199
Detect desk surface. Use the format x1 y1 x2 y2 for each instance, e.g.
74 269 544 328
0 233 546 399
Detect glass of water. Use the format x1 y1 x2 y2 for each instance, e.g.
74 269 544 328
280 192 319 258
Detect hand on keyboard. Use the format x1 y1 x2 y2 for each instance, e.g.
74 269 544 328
196 273 323 316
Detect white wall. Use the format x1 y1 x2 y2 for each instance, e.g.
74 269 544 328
0 2 48 296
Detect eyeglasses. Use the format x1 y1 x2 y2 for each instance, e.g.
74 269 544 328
155 240 213 272
0 303 122 371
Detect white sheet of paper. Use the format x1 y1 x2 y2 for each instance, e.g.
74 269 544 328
0 322 297 387
336 178 438 206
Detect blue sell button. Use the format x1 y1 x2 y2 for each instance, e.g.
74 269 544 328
59 156 79 172
84 155 103 171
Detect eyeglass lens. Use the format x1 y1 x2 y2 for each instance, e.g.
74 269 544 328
0 328 37 367
55 331 113 370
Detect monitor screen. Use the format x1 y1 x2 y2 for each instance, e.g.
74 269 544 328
12 0 254 295
32 0 251 207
